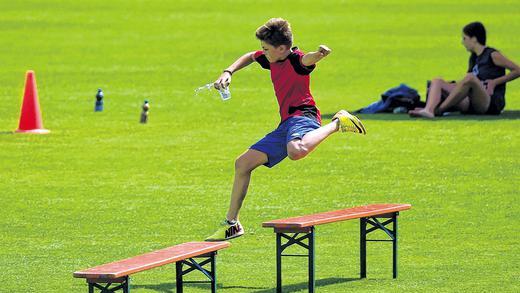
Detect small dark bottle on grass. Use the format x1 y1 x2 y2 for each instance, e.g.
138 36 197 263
140 100 150 123
95 89 104 112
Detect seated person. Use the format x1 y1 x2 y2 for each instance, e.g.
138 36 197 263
410 22 519 118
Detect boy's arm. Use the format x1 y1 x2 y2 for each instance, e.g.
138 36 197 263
214 51 256 90
301 45 332 67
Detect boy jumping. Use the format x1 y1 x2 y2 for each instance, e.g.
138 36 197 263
206 18 366 241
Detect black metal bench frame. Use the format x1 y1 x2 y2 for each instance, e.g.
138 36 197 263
272 212 400 293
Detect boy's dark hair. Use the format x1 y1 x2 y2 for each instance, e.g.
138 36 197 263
255 18 292 47
463 22 486 45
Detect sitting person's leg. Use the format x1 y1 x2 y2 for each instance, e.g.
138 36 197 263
438 74 491 114
409 78 457 117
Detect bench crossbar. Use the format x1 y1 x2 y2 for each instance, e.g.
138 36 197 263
176 252 217 293
88 277 129 293
280 233 310 251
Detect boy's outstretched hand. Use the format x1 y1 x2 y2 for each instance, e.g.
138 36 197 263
318 45 331 57
214 71 232 90
302 45 332 66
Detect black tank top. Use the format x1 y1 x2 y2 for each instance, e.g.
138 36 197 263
468 47 506 100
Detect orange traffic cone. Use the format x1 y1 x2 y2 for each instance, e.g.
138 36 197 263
16 70 50 134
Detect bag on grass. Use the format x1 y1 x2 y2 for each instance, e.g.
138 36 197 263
356 83 423 114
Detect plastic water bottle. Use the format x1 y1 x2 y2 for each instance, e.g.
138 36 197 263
393 106 408 114
95 89 104 112
218 87 231 101
195 83 231 101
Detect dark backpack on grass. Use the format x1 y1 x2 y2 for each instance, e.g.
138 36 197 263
356 83 424 114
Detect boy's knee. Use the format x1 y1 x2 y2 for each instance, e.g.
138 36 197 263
234 157 249 172
287 143 308 161
235 155 256 173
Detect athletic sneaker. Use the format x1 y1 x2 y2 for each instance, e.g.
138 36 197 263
205 220 244 241
332 110 367 134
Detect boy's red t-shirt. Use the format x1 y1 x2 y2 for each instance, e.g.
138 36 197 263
253 47 321 124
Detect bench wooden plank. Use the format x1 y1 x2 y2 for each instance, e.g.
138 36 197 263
73 241 230 279
262 204 411 229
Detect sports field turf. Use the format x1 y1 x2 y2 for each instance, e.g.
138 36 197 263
0 0 518 292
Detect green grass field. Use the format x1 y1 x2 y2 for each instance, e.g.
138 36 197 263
1 0 519 292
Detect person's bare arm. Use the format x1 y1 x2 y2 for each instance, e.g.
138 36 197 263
214 52 256 89
491 51 520 84
485 51 520 94
301 45 332 66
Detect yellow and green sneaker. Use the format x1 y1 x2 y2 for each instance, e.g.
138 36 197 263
333 110 366 135
205 220 244 241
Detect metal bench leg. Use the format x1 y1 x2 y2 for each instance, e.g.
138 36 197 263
362 212 400 279
124 277 130 293
308 227 315 292
176 261 183 293
211 253 217 293
360 217 367 279
393 213 398 279
276 232 282 293
274 226 315 293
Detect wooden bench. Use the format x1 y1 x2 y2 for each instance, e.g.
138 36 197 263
73 241 230 293
263 203 412 293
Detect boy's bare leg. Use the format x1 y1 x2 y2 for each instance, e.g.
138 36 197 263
226 149 267 222
286 120 339 160
287 110 366 160
206 149 266 241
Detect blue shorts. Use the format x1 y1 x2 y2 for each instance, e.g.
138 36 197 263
250 116 321 168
